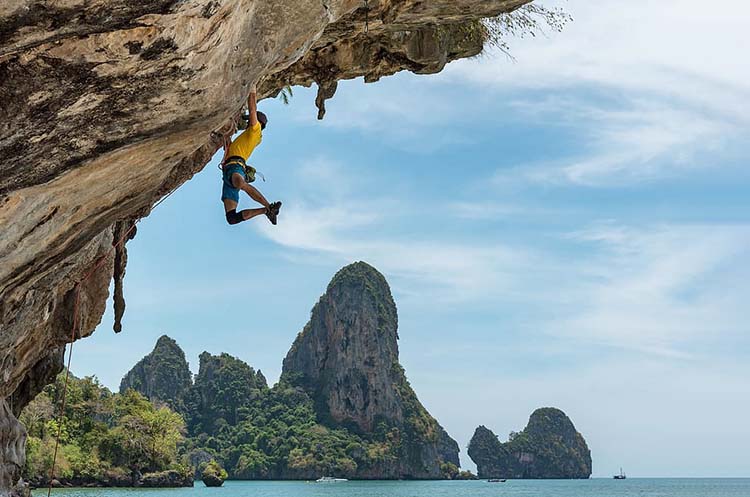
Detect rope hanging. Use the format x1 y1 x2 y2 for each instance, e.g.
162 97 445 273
46 183 181 497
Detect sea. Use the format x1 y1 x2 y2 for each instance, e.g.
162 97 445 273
45 479 750 497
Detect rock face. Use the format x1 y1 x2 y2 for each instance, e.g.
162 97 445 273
189 351 267 435
138 470 194 488
468 408 592 479
0 0 531 494
0 402 27 497
119 335 193 413
282 261 459 478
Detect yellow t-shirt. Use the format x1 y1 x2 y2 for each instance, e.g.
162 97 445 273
227 121 262 161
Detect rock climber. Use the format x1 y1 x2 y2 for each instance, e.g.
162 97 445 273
221 84 282 225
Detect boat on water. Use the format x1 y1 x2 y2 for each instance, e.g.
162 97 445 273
487 479 507 483
613 468 626 479
315 477 349 483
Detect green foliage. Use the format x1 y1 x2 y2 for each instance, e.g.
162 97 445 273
441 462 459 480
481 3 572 58
391 362 439 445
276 86 294 105
189 352 266 435
202 460 228 480
119 335 193 414
468 409 592 479
21 373 186 482
446 3 572 61
24 322 455 482
105 391 185 472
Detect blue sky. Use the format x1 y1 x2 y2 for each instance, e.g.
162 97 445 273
73 0 750 477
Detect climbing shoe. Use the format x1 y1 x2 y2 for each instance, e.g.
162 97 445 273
266 201 282 225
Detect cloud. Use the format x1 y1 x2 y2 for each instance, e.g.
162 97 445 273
552 223 750 357
258 198 532 302
496 97 734 186
255 150 750 361
255 157 540 302
437 0 750 186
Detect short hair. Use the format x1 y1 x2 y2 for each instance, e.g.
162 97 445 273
257 111 268 130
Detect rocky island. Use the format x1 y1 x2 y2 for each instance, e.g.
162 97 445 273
280 262 460 478
468 408 592 479
85 262 459 481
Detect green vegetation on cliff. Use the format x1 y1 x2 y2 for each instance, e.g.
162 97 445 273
280 262 459 478
200 460 227 487
468 408 591 479
188 351 267 434
182 346 455 480
21 374 190 486
25 262 460 482
119 335 193 414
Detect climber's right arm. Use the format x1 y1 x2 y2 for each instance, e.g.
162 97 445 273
248 84 258 128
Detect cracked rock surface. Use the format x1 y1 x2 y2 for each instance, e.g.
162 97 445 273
0 0 528 494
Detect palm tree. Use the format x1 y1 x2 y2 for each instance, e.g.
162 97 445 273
277 85 294 105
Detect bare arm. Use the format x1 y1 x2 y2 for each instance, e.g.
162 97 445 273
247 84 258 128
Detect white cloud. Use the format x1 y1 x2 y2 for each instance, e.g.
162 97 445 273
257 197 532 302
452 0 750 114
260 158 750 358
553 223 750 356
255 149 750 360
440 0 750 186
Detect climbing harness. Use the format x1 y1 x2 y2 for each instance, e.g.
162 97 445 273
46 183 181 497
220 155 265 184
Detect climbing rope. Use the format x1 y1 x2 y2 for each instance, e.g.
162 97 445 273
46 182 181 497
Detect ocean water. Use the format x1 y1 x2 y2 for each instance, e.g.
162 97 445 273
45 479 750 497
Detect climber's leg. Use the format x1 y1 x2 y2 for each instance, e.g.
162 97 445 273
225 207 267 225
241 208 268 221
222 198 239 213
232 172 270 208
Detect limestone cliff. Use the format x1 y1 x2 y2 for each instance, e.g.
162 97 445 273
282 261 459 478
189 351 267 435
468 408 592 479
0 0 531 493
119 334 193 413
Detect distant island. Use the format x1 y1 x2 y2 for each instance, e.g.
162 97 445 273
468 408 592 479
21 262 592 486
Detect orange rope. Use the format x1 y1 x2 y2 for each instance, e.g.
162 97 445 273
46 184 181 495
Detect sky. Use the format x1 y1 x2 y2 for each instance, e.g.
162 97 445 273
73 0 750 478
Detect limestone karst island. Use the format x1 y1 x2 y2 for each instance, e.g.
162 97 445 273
2 0 748 496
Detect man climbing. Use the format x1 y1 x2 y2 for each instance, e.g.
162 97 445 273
221 84 282 225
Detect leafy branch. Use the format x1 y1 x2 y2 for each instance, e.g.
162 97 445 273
481 3 573 59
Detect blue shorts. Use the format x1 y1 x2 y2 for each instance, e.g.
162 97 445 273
221 164 245 203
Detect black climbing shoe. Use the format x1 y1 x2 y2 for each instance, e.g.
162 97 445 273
266 201 282 225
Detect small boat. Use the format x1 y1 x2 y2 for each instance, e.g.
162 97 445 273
315 476 348 483
613 468 626 479
487 479 506 483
